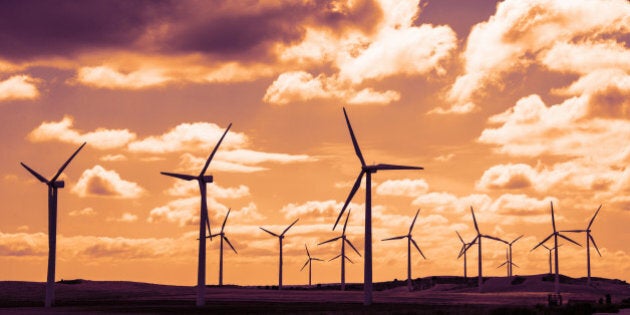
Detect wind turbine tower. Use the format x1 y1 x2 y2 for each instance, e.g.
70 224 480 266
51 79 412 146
160 123 231 306
318 209 361 290
381 209 426 291
532 202 581 294
333 107 423 305
456 231 475 280
260 218 299 290
209 208 238 286
561 205 602 285
20 142 86 308
300 244 323 287
506 235 523 277
468 207 507 292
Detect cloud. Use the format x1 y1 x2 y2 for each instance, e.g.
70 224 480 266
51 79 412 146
27 116 137 150
164 180 250 199
72 165 145 199
128 122 247 154
0 231 47 257
376 178 429 197
412 192 493 213
440 0 630 114
107 212 139 223
76 66 172 89
0 75 39 101
476 164 535 190
279 200 345 222
69 207 97 217
99 154 128 162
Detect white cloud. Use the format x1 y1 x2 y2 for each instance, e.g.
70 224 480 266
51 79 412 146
69 207 97 217
27 116 137 150
99 154 128 162
164 180 250 199
108 212 139 223
376 178 429 197
0 75 39 101
72 165 145 199
76 66 172 90
476 163 536 191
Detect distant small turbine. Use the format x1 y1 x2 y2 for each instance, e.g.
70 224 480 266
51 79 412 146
333 107 423 305
160 123 231 306
318 209 361 291
260 218 299 290
468 207 507 292
381 209 426 291
21 142 86 308
456 231 476 280
300 244 324 287
497 248 518 277
560 205 602 286
532 201 581 294
535 244 562 274
209 208 237 286
506 235 524 277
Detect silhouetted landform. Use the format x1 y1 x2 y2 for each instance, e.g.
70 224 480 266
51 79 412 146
1 274 628 314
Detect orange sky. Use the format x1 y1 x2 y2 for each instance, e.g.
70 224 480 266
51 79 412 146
1 0 629 286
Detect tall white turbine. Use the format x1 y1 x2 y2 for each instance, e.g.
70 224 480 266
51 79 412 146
332 107 423 305
468 207 507 292
260 218 299 290
381 209 426 291
456 231 476 280
20 142 86 308
532 201 581 294
209 208 237 286
160 123 231 306
300 244 323 287
560 205 602 286
318 209 361 291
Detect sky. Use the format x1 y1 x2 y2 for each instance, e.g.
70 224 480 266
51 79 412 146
1 0 629 286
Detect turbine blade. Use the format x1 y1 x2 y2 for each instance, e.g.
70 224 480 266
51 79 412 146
333 171 364 230
305 244 311 258
313 258 324 262
587 205 602 230
560 229 586 233
541 244 550 251
342 209 351 235
200 123 232 177
382 235 407 241
497 262 507 268
345 238 361 256
470 207 479 233
210 233 221 238
457 244 466 259
411 238 426 259
483 235 508 244
512 262 520 268
374 164 424 171
221 208 231 233
589 234 601 257
409 209 420 233
51 142 86 182
300 260 309 271
531 234 554 251
20 163 48 183
160 172 197 181
550 201 556 232
224 236 237 254
558 233 581 247
345 256 354 264
343 107 366 167
206 214 212 240
259 227 279 237
329 254 341 262
318 236 341 245
281 218 299 236
511 235 524 245
455 231 465 244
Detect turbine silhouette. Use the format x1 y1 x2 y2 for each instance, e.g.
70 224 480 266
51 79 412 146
160 123 231 306
381 209 426 291
300 244 323 287
260 218 299 290
532 201 581 294
467 207 507 292
20 142 86 308
208 208 237 286
560 205 602 286
332 107 423 305
318 209 361 291
456 231 476 280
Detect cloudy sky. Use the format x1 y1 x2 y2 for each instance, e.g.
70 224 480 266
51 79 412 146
1 0 629 286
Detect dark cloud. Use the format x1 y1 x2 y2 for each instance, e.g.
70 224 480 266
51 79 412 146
0 242 46 257
589 85 630 118
0 0 383 62
85 176 119 196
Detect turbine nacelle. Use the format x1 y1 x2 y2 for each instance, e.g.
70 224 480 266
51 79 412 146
52 181 65 188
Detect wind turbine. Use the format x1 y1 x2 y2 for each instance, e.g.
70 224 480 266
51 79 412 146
160 123 231 306
497 248 518 277
260 218 299 290
300 244 323 287
560 205 602 285
532 201 581 294
506 235 523 277
318 209 361 291
332 107 423 305
20 142 86 308
535 244 562 275
456 231 476 280
209 208 237 286
381 209 426 291
468 206 507 292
